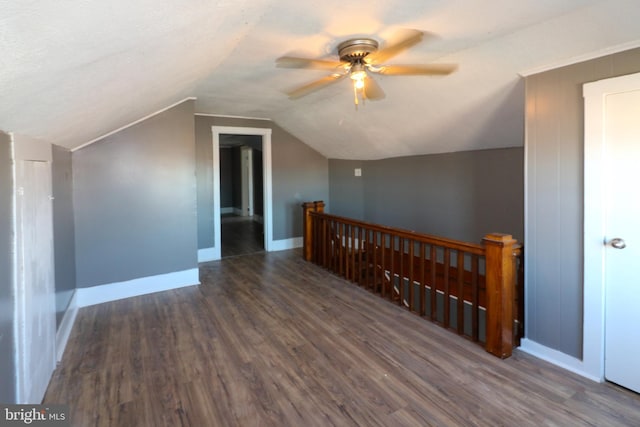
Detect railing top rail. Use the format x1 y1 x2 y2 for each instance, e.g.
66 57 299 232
309 211 486 255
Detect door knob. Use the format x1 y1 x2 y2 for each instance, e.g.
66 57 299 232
610 238 627 249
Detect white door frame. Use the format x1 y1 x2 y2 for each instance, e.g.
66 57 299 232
212 126 272 260
583 71 640 381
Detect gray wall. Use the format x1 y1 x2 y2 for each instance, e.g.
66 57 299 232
525 47 640 358
220 148 233 208
329 160 365 220
330 148 524 244
74 100 198 288
0 130 17 403
195 116 329 248
52 145 76 326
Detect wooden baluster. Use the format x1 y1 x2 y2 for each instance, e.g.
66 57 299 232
353 226 358 284
471 254 479 342
345 224 350 280
329 220 335 271
457 251 465 335
381 234 387 298
420 243 426 317
360 229 373 289
337 222 342 275
373 231 380 293
389 235 395 302
398 237 405 306
312 213 318 263
408 240 415 312
483 233 517 359
321 217 328 268
443 248 450 329
430 245 437 321
357 227 364 285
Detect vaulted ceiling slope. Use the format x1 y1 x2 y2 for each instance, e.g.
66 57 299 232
2 0 640 159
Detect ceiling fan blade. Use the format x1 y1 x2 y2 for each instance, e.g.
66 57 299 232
276 56 345 70
286 73 347 99
366 29 424 64
364 77 385 100
373 63 458 76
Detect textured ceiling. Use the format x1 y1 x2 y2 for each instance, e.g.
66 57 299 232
2 0 640 159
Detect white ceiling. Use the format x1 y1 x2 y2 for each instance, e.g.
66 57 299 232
2 0 640 159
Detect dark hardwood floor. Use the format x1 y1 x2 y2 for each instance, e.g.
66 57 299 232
221 214 263 258
44 250 640 426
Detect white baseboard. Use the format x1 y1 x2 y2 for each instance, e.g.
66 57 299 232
519 338 601 383
270 237 303 252
55 291 78 362
221 207 234 214
76 268 200 308
198 247 216 262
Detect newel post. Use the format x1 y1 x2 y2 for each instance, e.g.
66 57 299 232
302 201 325 261
482 233 517 358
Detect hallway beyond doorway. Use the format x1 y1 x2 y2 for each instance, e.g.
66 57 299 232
221 214 263 258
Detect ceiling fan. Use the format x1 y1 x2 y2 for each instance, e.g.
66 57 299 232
276 29 457 106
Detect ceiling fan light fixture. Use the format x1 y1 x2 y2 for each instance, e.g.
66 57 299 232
277 29 456 104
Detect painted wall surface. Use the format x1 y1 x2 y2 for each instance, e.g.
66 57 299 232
330 148 523 244
328 160 365 221
525 47 640 358
195 115 329 248
74 100 198 288
219 148 233 208
52 145 76 326
0 131 17 403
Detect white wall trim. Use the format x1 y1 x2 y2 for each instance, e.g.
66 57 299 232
520 40 640 77
55 291 78 362
270 237 303 252
519 339 601 383
72 97 197 152
212 126 273 261
195 113 272 121
221 207 234 214
198 247 216 263
581 71 640 383
75 268 200 308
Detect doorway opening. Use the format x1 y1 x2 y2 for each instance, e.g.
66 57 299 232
211 126 272 260
219 135 264 257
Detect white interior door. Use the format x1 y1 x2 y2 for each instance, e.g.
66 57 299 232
603 87 640 393
16 159 56 403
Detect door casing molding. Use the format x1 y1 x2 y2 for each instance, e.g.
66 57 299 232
211 126 272 260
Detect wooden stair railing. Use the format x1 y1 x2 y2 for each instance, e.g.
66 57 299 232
302 201 523 359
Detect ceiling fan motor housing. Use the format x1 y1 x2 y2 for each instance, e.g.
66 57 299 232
337 38 379 62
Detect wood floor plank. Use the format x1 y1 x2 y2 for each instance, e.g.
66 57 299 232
44 249 640 426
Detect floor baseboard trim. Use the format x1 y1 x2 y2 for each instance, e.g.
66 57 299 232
519 338 601 382
55 291 78 362
198 247 216 262
270 237 303 252
76 268 200 308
